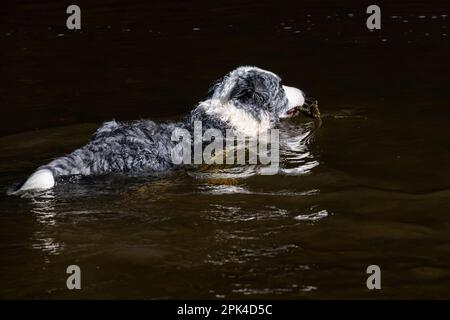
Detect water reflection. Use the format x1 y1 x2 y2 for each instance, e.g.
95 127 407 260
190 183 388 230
205 244 299 265
31 237 65 262
231 285 317 296
27 190 65 260
294 209 329 222
28 190 57 225
279 120 320 175
205 204 289 223
189 120 320 181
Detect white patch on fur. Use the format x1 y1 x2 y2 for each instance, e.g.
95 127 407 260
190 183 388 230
199 99 271 137
280 85 305 118
284 85 305 108
18 169 55 192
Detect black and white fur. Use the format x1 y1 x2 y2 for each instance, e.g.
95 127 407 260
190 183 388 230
10 66 306 195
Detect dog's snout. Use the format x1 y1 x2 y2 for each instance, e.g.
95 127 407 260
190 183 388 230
283 85 305 108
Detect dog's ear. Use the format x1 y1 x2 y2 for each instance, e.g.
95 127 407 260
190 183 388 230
220 72 270 106
206 77 224 99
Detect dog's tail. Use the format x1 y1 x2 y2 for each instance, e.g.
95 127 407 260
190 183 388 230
7 169 55 195
7 148 92 195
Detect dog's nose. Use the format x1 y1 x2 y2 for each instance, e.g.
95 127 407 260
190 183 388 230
283 85 305 108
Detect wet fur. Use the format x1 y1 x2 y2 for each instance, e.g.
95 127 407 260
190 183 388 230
9 66 304 194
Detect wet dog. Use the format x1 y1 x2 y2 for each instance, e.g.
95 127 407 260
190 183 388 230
9 66 318 195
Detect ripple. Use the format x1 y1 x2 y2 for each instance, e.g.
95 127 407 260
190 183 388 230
232 287 292 295
186 121 320 179
294 209 329 222
205 244 299 265
280 160 319 175
31 237 64 257
205 204 289 223
199 184 319 197
189 166 257 180
199 184 249 194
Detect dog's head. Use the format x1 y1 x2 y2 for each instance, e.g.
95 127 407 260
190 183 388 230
206 66 311 125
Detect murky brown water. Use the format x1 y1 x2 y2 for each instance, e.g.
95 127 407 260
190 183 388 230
1 1 450 299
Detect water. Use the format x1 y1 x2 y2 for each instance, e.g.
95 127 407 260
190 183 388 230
1 1 450 299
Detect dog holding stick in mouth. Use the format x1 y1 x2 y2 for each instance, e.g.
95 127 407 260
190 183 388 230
9 66 320 195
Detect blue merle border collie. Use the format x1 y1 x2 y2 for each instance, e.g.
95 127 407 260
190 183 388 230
9 66 319 195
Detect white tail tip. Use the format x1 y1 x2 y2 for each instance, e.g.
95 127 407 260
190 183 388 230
12 169 55 195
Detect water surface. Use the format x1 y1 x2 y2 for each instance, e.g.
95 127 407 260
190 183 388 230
1 0 450 299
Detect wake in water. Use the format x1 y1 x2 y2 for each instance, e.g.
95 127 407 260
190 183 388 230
188 118 320 180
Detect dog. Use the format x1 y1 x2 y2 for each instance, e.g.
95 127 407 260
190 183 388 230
9 66 318 195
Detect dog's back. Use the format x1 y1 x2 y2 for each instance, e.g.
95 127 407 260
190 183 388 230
8 119 182 195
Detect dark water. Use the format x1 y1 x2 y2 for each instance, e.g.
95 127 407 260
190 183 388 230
1 1 450 299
